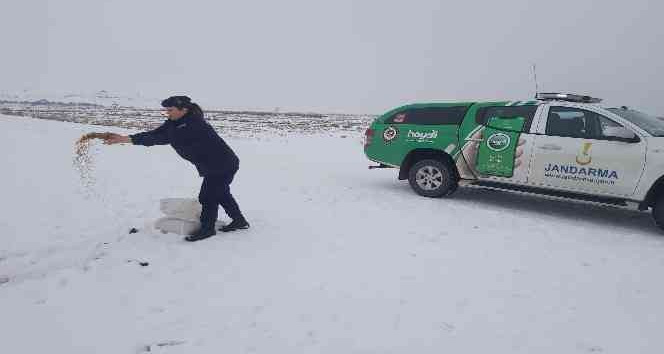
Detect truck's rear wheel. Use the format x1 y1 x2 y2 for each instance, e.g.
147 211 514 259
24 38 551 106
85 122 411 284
652 194 664 231
408 159 457 198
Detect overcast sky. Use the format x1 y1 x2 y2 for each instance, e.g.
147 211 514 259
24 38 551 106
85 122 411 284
3 0 662 114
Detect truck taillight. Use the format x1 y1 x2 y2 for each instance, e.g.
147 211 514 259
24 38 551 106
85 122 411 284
364 128 374 148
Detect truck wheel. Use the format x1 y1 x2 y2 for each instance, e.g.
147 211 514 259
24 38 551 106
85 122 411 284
652 194 664 231
408 159 457 198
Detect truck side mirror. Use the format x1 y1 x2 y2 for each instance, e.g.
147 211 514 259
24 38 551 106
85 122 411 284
603 126 640 143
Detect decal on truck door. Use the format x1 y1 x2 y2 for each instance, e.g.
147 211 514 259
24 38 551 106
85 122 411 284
453 122 528 181
454 104 538 182
543 141 619 186
475 116 525 178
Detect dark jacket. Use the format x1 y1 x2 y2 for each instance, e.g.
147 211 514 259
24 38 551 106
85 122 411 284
130 111 239 176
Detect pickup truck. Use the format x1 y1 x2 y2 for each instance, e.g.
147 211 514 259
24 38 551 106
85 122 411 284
364 93 664 230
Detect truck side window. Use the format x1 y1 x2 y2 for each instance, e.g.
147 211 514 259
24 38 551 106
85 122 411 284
475 105 538 131
386 106 469 125
545 107 594 138
547 107 631 140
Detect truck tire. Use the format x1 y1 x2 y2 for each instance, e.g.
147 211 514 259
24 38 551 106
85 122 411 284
408 159 457 198
652 194 664 231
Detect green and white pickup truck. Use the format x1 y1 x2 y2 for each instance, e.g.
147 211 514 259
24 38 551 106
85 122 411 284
364 93 664 229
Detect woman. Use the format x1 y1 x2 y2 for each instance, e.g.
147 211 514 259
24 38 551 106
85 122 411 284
105 95 249 241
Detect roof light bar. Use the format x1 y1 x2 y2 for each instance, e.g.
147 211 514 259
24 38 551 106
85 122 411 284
535 92 602 104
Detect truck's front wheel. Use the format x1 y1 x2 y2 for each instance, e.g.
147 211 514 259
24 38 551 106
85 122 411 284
408 159 457 198
652 194 664 231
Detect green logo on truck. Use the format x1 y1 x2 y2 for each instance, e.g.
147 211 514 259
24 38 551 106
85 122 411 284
383 126 399 143
486 133 511 152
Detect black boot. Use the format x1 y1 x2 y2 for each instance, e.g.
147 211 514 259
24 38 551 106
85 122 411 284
220 217 250 232
185 223 216 242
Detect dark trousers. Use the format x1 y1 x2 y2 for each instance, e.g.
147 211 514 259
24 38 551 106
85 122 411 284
198 170 244 226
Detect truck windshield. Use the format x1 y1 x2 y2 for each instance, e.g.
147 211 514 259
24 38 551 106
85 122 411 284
607 108 664 137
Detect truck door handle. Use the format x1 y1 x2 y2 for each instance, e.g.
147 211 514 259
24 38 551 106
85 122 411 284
538 144 562 151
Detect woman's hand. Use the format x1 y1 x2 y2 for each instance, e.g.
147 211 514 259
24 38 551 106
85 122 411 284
103 133 132 145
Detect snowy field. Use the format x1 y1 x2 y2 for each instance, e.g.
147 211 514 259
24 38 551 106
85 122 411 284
3 114 664 353
0 101 374 138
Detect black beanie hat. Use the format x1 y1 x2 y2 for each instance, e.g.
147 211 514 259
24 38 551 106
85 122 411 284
161 95 192 109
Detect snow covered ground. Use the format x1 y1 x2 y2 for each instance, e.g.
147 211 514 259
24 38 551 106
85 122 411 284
2 114 664 353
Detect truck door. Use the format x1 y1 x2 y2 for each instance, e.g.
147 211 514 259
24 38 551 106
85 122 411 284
461 104 543 185
529 104 646 197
